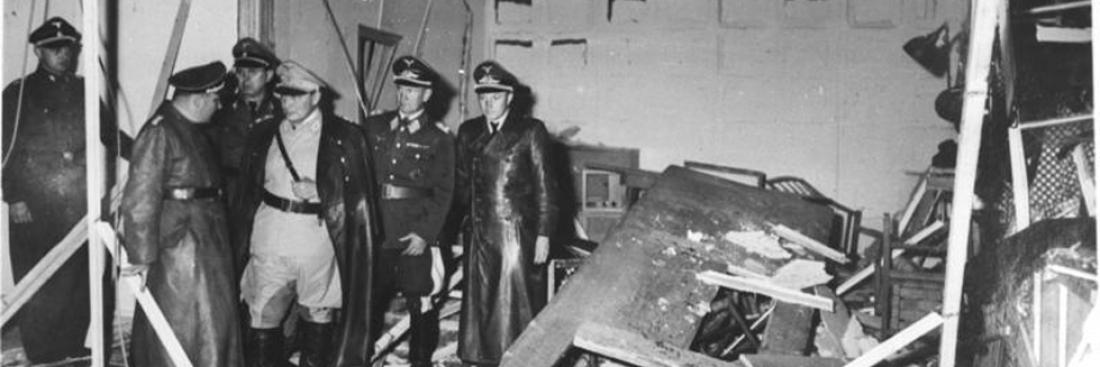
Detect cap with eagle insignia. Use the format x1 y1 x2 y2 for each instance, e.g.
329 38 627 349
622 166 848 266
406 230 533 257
472 60 516 93
169 62 228 94
392 55 435 88
29 17 81 47
233 38 279 69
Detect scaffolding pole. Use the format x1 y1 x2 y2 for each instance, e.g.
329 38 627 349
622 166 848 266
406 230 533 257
938 0 999 365
83 0 106 365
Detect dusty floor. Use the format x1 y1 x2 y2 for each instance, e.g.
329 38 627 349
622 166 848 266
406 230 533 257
1 296 464 367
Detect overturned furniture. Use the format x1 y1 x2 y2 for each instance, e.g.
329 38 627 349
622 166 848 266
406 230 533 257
501 166 846 366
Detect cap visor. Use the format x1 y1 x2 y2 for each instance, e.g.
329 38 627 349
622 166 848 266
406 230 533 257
274 86 310 95
474 85 513 93
234 58 270 69
36 37 79 48
394 78 431 88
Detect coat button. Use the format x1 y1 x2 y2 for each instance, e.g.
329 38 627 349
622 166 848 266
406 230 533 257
340 157 346 163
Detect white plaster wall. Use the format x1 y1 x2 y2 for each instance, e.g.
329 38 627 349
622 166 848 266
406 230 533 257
488 0 963 223
115 0 237 134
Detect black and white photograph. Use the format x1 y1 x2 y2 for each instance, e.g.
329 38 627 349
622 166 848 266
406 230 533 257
1 0 1098 366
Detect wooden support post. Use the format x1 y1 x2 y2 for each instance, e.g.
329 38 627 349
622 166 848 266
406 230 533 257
83 0 105 364
1092 0 1100 290
147 0 192 113
573 322 739 367
697 270 833 311
1034 272 1044 365
939 0 998 363
845 313 943 367
1008 126 1030 233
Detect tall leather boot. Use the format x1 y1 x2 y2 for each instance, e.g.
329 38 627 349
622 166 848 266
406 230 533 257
408 298 440 367
298 320 334 367
246 327 286 367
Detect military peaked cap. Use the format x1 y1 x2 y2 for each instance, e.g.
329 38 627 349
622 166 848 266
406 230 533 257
29 17 81 47
275 60 326 95
169 62 228 94
472 60 516 93
392 55 435 88
233 38 279 69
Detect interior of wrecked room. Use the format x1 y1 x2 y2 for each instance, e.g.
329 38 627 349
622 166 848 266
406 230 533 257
1 0 1098 366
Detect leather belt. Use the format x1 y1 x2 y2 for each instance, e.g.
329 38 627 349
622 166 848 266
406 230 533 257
165 187 221 200
262 190 322 214
381 183 432 200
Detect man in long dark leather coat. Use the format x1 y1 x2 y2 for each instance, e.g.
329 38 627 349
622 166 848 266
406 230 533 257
455 61 558 366
363 55 453 367
234 60 377 367
2 17 121 364
121 61 243 367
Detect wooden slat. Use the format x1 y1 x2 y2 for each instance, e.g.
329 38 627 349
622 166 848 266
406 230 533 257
147 0 192 113
573 322 742 367
697 271 832 312
94 222 193 367
846 313 943 367
770 224 849 264
759 301 814 355
0 219 88 326
835 220 945 295
741 354 844 367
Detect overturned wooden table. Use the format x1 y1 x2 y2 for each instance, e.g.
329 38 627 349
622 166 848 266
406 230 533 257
502 166 838 366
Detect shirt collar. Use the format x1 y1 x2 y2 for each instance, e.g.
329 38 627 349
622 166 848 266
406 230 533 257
392 110 424 133
487 111 509 131
282 108 322 133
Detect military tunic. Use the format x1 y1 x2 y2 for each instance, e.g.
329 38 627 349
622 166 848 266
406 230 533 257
121 102 243 367
1 67 116 362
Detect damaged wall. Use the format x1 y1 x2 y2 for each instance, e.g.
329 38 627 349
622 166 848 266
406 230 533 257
272 0 487 126
487 0 965 221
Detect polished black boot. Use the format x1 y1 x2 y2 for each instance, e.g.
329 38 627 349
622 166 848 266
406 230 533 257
298 320 334 367
408 298 440 367
246 327 286 367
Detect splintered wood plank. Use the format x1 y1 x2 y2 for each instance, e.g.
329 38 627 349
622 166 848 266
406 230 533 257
759 301 815 355
740 354 845 367
573 322 743 367
696 271 833 311
501 166 835 367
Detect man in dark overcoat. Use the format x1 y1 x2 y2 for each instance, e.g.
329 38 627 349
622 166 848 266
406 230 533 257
2 17 121 364
234 60 377 367
120 61 243 367
363 55 454 367
455 61 558 366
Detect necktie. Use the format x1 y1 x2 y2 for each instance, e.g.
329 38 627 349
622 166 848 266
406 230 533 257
490 121 500 135
398 117 413 132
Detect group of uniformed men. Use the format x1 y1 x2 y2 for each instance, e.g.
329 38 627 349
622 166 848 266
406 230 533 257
4 17 558 367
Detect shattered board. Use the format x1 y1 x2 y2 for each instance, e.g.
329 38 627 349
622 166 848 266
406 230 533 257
502 166 835 366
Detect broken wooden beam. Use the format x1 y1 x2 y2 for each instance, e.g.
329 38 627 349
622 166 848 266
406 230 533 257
573 322 741 367
770 224 849 264
697 270 833 312
845 312 943 367
759 301 814 355
835 220 945 295
740 354 844 367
